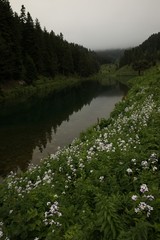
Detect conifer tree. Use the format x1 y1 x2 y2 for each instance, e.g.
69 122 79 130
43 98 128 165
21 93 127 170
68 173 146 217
24 54 37 84
0 0 20 81
0 0 100 84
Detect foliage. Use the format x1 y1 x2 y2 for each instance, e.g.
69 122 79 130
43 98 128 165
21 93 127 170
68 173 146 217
0 75 92 109
132 60 151 75
0 0 100 85
119 32 160 68
96 194 123 239
96 49 124 64
0 2 160 238
0 67 160 239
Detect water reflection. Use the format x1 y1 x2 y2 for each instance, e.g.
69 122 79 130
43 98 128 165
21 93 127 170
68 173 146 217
0 82 126 177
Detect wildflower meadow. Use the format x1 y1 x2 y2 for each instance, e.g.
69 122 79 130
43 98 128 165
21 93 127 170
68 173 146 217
0 69 160 239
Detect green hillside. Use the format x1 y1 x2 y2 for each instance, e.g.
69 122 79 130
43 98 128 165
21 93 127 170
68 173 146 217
0 66 159 239
119 32 160 74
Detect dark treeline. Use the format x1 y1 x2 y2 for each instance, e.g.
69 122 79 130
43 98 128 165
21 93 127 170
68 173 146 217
0 0 100 85
119 32 160 74
96 49 124 65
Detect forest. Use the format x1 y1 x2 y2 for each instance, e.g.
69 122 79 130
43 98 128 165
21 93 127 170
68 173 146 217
96 49 124 65
0 0 100 85
119 32 160 74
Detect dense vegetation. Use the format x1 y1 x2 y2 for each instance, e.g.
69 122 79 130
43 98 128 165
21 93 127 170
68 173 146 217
0 0 160 239
0 65 160 239
119 32 160 74
0 0 100 85
96 49 124 65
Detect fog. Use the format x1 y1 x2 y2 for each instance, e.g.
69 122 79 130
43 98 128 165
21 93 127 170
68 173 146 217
9 0 160 50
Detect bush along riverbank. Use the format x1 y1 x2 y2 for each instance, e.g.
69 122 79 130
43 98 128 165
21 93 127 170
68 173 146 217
0 64 130 109
0 64 131 117
0 69 160 239
0 75 85 105
0 75 98 117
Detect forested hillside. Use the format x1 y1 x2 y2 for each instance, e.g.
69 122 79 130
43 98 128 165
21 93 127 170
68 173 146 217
0 0 100 85
96 49 124 65
119 32 160 74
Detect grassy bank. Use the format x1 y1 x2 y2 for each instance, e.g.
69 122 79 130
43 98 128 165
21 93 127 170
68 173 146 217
91 64 138 87
0 66 127 117
0 64 134 109
0 67 160 239
0 75 94 106
0 75 96 117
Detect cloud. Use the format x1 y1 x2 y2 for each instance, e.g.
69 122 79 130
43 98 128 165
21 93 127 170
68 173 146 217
9 0 160 50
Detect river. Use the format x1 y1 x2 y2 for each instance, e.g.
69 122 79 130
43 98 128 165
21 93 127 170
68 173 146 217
0 82 127 177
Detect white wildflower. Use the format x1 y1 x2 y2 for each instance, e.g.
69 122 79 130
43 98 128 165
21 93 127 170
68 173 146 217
141 161 149 169
139 202 147 210
140 184 148 193
99 176 104 182
144 195 154 201
135 207 140 213
131 195 138 201
126 168 133 174
0 230 3 238
153 166 158 171
131 158 136 163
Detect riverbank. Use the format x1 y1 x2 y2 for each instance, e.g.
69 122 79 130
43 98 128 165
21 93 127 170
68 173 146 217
0 81 125 177
0 75 85 105
0 64 132 109
0 74 99 117
0 66 126 117
0 67 160 239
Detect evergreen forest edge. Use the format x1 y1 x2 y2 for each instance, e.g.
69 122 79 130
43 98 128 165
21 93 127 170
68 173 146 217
1 0 160 109
0 0 100 102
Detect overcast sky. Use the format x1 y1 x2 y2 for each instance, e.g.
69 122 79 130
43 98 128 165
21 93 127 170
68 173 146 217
9 0 160 50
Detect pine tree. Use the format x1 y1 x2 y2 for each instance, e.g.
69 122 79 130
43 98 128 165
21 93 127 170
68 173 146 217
0 1 100 84
19 4 26 23
24 54 37 84
0 0 22 81
34 19 45 74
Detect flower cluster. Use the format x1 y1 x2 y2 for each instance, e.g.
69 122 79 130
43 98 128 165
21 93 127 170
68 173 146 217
131 184 154 217
141 153 159 171
131 195 138 201
126 168 133 174
126 152 159 181
128 154 157 218
99 176 104 182
140 184 149 193
43 201 62 227
141 161 149 169
135 202 153 217
0 222 3 239
6 167 55 198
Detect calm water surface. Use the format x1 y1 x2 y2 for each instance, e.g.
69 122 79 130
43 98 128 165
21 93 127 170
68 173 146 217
0 82 126 177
